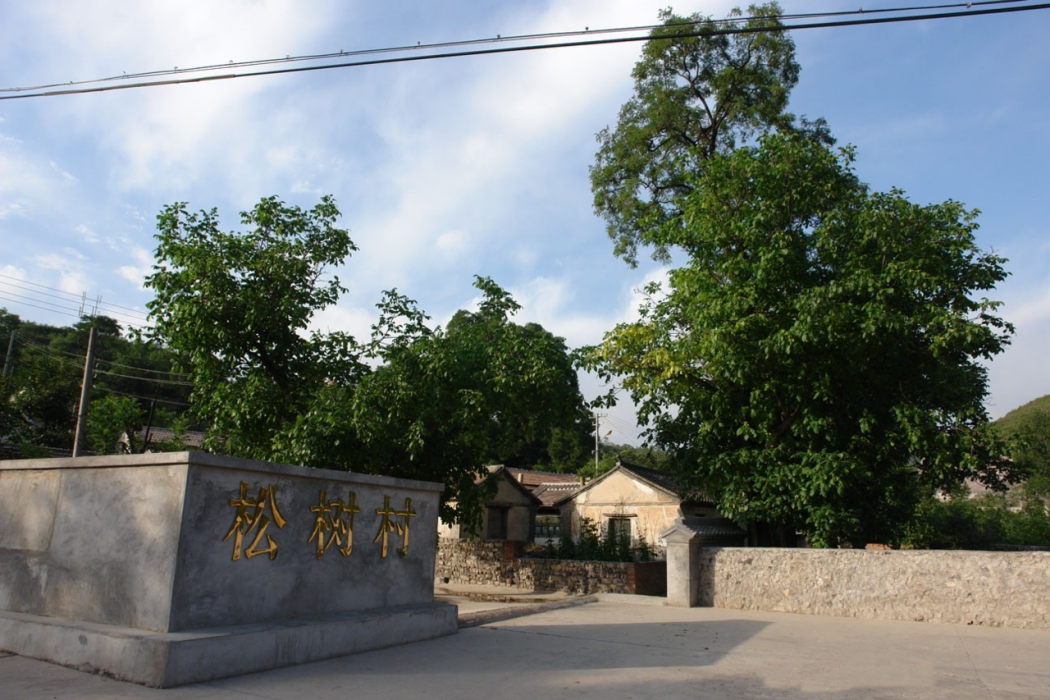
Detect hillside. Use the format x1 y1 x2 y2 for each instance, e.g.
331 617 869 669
994 394 1050 437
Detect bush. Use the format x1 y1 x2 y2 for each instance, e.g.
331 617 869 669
547 516 655 562
900 494 1050 549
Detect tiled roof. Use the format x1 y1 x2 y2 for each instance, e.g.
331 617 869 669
504 467 581 489
135 427 207 449
531 482 580 508
617 459 715 505
552 457 715 508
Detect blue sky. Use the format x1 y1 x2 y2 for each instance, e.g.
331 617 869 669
1 1 1047 443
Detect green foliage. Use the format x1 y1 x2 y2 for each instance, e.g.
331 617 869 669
995 406 1050 500
588 133 1017 547
275 276 588 525
548 516 652 563
144 197 587 526
901 495 1050 549
146 196 368 457
0 308 191 456
87 395 144 455
578 442 671 480
993 393 1050 438
591 3 830 266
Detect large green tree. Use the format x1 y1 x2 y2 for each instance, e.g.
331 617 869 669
591 3 829 266
145 197 588 525
146 196 368 457
589 134 1017 546
0 310 191 456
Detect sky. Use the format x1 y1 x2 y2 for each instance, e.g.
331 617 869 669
1 0 1048 445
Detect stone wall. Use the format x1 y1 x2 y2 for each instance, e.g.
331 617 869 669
698 547 1050 629
436 538 666 595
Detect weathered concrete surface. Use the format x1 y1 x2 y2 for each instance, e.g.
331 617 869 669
3 601 1049 699
699 547 1050 629
0 603 457 687
0 452 455 686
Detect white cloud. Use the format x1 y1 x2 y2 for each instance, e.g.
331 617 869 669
307 303 376 344
116 247 154 289
30 253 89 295
75 224 99 244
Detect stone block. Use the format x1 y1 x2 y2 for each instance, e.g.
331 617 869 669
0 452 457 685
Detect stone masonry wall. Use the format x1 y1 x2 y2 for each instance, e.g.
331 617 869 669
698 548 1050 629
436 538 666 595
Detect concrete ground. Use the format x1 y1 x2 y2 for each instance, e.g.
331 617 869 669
3 600 1049 699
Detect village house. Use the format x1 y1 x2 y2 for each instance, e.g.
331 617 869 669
555 457 742 550
437 465 541 542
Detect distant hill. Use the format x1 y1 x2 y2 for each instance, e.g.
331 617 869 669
994 394 1050 437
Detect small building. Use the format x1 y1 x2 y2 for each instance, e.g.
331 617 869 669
438 465 541 542
555 458 724 550
117 427 207 453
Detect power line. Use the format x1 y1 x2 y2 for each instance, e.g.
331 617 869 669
0 273 82 299
0 0 1028 96
16 338 191 383
93 384 192 407
93 367 193 386
0 278 87 307
0 276 151 328
97 299 150 319
0 294 82 320
99 358 190 377
1 2 1046 101
0 289 82 316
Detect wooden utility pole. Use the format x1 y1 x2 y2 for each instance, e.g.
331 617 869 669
2 330 14 378
72 327 97 457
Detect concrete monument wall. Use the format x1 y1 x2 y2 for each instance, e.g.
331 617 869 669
697 547 1050 629
0 452 457 686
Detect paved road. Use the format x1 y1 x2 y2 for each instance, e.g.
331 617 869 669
3 601 1048 699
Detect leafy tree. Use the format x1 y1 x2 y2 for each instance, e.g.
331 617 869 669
0 306 191 457
1010 409 1050 500
589 133 1017 547
87 394 145 455
591 3 833 266
145 196 588 526
145 196 368 457
274 277 589 526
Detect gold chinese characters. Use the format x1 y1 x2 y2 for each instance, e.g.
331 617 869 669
373 495 416 558
223 483 418 562
223 481 288 561
308 490 360 559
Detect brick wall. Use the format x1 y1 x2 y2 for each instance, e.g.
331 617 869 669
697 547 1050 629
436 538 666 595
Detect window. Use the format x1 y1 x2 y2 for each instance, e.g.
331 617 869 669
485 506 509 540
606 517 631 543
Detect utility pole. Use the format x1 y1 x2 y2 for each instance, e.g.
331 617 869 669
2 330 14 378
72 327 97 457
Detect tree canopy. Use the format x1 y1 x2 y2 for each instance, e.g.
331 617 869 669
0 311 190 456
590 3 831 266
143 197 588 526
588 133 1017 546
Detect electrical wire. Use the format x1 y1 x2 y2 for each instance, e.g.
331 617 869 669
1 2 1046 101
93 368 193 386
92 384 192 407
16 338 192 385
0 0 1030 96
98 358 190 377
0 289 82 316
0 278 88 307
0 273 82 298
0 294 82 319
0 274 150 320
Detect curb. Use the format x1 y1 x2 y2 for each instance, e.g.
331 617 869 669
457 596 598 628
